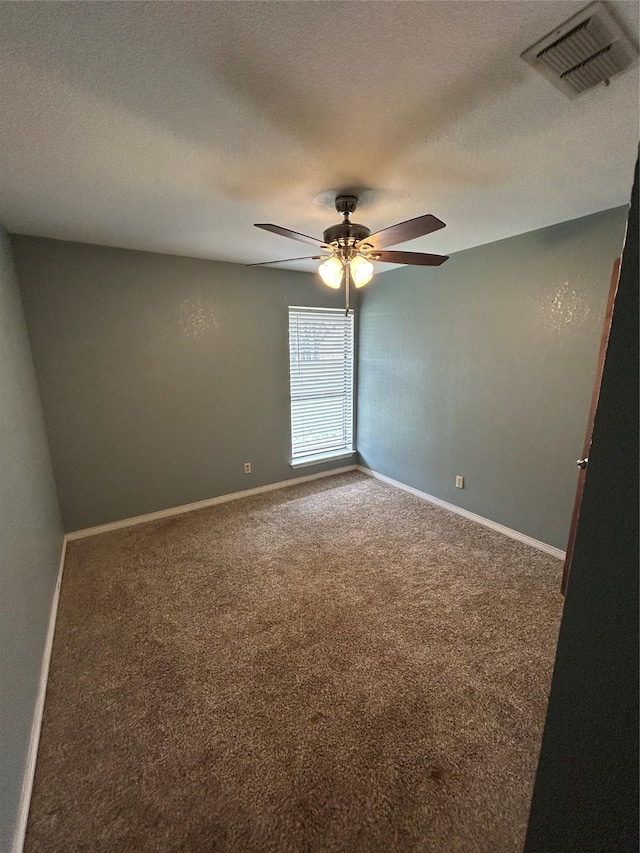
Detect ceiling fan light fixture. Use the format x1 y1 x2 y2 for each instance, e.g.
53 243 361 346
350 255 374 288
318 256 343 289
254 195 448 310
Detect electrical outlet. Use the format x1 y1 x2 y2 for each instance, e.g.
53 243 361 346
455 475 464 489
243 462 252 474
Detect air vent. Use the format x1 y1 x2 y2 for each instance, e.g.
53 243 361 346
521 2 638 98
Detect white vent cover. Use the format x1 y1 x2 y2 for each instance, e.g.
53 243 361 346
521 2 638 98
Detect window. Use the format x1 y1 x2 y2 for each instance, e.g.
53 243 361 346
288 307 354 465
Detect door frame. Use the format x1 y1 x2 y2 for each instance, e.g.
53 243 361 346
561 257 622 595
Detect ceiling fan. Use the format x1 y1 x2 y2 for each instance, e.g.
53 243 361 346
250 195 449 311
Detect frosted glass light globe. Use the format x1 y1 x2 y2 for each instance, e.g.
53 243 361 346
350 255 374 288
318 256 344 289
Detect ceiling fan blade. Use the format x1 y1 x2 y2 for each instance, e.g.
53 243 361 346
255 223 326 248
247 256 324 267
374 250 449 266
360 214 446 250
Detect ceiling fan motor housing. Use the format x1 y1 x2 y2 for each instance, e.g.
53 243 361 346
323 221 371 246
323 194 371 247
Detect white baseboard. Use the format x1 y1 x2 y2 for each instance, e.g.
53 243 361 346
12 536 67 853
66 465 359 541
357 466 566 560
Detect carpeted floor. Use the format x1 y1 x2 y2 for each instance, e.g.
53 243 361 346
25 472 563 853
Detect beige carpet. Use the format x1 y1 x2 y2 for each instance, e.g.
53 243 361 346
25 472 563 853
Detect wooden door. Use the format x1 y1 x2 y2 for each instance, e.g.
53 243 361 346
561 257 622 595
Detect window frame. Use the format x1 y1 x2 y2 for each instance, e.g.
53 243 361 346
287 306 356 468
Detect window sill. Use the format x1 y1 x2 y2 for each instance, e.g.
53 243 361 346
290 450 356 470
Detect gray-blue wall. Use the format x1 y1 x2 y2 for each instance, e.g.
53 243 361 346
0 226 64 852
12 237 350 532
357 206 628 550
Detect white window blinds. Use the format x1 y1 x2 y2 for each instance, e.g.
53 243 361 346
288 307 354 461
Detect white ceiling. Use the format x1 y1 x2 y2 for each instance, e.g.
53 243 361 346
0 1 638 271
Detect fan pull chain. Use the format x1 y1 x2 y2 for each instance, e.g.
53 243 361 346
345 261 350 314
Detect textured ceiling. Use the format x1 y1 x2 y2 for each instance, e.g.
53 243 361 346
0 1 638 271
